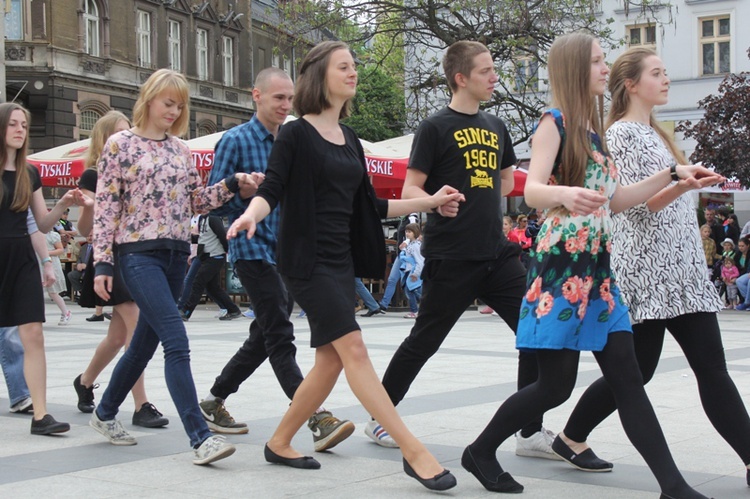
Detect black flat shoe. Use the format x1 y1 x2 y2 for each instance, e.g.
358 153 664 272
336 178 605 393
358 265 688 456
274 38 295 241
551 436 613 472
360 308 385 317
403 458 456 491
31 414 70 435
461 445 523 493
264 444 321 469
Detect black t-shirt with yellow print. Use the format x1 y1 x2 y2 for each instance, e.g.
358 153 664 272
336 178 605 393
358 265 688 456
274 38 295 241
409 106 516 260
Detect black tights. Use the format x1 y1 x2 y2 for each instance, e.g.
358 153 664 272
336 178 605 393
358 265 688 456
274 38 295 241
470 332 699 497
564 312 750 465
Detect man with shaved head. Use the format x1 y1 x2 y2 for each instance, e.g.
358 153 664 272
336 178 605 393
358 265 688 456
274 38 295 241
202 67 354 451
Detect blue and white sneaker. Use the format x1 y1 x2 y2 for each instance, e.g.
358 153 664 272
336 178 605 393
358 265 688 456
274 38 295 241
364 420 399 448
242 308 255 319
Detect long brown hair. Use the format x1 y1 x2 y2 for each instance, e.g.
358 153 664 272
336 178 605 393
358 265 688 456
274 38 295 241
607 46 687 164
294 40 353 119
0 102 33 211
547 32 607 188
85 110 131 169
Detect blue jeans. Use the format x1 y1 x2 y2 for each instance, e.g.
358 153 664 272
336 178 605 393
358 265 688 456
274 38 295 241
355 278 380 311
177 257 201 310
0 327 30 406
405 285 422 313
96 249 210 448
379 256 401 308
737 273 750 304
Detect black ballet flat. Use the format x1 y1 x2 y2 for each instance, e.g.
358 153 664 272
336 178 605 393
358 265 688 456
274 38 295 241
551 436 613 472
461 446 523 493
403 458 457 491
264 443 321 469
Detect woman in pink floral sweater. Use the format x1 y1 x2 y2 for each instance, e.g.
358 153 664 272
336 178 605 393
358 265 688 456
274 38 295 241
88 69 253 466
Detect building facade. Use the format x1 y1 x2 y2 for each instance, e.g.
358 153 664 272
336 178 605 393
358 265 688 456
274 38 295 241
4 0 299 152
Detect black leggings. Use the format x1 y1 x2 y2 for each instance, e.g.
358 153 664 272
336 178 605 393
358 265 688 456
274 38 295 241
470 332 694 496
563 312 750 465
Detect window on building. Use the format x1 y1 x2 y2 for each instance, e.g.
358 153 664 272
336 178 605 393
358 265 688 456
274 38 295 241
272 53 280 68
4 0 23 40
80 109 101 139
84 0 100 57
197 120 216 137
628 24 656 47
168 20 182 71
222 36 235 86
197 28 209 80
137 10 152 67
514 57 539 93
258 47 266 68
700 15 731 75
283 56 290 74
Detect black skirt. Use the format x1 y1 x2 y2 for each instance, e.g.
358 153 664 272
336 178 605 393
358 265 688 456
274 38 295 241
79 250 132 308
283 261 360 348
0 236 45 326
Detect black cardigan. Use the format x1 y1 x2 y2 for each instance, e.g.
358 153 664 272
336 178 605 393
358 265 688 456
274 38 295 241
256 119 388 280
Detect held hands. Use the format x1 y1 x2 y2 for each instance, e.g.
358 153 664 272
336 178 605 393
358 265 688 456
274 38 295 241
675 165 725 191
560 186 608 216
432 185 466 218
94 275 113 301
227 213 257 240
236 172 265 199
60 188 92 208
410 274 418 282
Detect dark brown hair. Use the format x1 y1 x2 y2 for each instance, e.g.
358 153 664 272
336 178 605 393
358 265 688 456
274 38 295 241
443 41 490 92
0 102 33 211
404 222 422 238
294 41 352 119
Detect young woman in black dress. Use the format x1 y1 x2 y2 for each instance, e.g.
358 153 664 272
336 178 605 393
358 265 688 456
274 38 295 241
229 41 464 491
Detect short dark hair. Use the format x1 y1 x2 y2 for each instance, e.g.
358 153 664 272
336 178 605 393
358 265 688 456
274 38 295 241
294 41 352 119
404 223 421 238
443 41 490 92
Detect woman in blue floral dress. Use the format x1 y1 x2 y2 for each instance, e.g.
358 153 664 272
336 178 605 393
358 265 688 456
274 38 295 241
461 32 720 499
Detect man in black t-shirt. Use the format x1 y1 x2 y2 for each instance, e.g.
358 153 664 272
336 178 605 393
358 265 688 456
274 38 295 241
368 41 557 461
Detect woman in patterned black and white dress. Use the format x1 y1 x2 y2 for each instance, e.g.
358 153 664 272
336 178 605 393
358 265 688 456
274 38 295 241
557 46 750 488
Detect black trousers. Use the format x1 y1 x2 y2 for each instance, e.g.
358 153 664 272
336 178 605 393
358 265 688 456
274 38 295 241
563 312 750 465
380 246 545 435
183 256 240 315
211 259 303 401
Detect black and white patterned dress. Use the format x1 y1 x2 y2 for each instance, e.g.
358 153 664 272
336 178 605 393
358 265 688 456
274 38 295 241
607 121 723 322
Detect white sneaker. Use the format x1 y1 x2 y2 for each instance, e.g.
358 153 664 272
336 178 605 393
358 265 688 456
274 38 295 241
90 412 137 445
58 311 71 326
9 397 33 413
193 435 236 465
364 420 399 448
515 427 562 460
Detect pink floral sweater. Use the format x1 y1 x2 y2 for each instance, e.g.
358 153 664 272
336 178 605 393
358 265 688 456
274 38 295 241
93 131 238 277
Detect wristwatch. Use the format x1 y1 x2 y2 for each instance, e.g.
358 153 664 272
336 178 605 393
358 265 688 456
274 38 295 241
669 163 679 181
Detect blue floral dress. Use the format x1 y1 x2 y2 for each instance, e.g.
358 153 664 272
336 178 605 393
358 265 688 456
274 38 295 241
516 109 632 352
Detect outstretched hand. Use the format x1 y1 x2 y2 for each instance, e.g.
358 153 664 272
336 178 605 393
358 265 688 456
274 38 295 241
432 185 465 218
559 186 608 216
676 165 724 189
227 214 257 240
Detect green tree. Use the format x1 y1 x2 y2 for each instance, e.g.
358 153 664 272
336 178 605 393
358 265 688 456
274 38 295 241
344 65 406 141
676 48 750 186
273 0 672 143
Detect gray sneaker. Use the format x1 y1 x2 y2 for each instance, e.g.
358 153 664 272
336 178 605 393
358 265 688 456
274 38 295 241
90 412 137 446
515 427 561 460
199 399 248 434
193 435 236 465
308 410 355 452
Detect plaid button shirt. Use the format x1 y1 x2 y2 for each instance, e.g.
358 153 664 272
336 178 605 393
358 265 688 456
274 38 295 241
208 116 279 264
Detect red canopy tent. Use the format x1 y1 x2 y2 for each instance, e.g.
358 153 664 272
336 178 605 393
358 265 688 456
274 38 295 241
27 121 527 197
